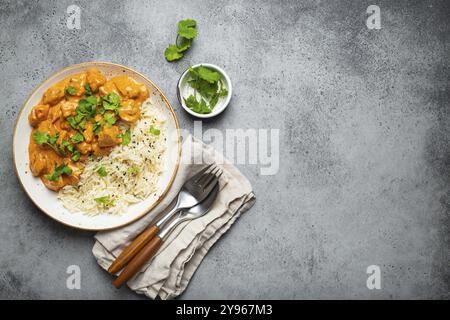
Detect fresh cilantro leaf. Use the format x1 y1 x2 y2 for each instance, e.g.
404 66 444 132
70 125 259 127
71 151 80 162
46 164 72 181
103 112 117 128
98 106 106 114
33 131 62 154
101 92 120 112
67 144 74 153
94 195 114 207
128 165 140 175
210 94 219 108
66 86 77 96
59 140 73 155
71 150 81 162
184 95 212 114
84 83 92 96
118 129 131 145
97 166 107 177
210 81 228 108
219 81 228 97
48 133 58 145
188 77 218 100
66 117 78 129
93 122 101 135
149 125 160 136
164 19 197 62
78 120 86 130
176 37 192 52
33 131 50 145
196 66 221 83
71 132 84 144
177 19 197 39
77 96 98 118
164 44 184 62
75 113 85 123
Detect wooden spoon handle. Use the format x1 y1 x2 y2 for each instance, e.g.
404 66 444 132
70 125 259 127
108 225 159 274
113 235 163 288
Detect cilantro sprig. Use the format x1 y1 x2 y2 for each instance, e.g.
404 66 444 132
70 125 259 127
33 131 80 159
33 131 61 154
97 166 107 177
118 129 131 146
101 92 120 112
94 195 114 207
149 125 160 136
46 164 72 181
128 165 140 175
66 86 77 96
184 65 228 114
164 19 198 62
84 83 92 96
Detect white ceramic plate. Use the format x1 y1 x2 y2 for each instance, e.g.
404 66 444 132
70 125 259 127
13 62 181 230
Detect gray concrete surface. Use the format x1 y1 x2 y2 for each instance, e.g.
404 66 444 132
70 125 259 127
0 0 449 299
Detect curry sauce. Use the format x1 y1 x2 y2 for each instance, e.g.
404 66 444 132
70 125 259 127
28 68 149 191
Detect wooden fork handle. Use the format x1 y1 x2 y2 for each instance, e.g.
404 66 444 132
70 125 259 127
108 225 159 274
113 235 163 288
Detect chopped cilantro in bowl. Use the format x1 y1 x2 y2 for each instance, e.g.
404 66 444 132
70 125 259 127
177 63 232 118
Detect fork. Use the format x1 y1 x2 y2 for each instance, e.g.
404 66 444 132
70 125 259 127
108 164 221 274
113 182 220 288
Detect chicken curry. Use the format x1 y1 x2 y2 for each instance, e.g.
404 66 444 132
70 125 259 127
28 68 149 191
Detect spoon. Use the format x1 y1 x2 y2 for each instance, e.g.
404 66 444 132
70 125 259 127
113 183 219 288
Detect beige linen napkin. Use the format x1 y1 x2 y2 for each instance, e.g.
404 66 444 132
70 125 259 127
92 135 256 299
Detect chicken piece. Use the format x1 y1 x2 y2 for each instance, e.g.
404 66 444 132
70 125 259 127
56 130 69 145
86 68 106 92
30 152 48 176
92 142 111 157
64 162 82 185
136 84 149 104
36 120 58 139
60 119 71 131
76 141 92 155
118 99 140 123
60 101 77 118
67 73 87 97
28 104 49 127
98 125 121 147
112 76 142 99
99 80 119 96
83 122 94 143
48 104 62 123
43 82 66 105
42 176 66 191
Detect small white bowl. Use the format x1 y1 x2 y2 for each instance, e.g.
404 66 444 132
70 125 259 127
177 63 232 118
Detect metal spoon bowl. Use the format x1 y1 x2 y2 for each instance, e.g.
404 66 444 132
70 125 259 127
159 183 219 239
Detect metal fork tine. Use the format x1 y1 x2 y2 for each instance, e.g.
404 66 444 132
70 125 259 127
198 167 221 186
191 163 214 182
203 175 219 195
202 168 221 190
196 166 218 186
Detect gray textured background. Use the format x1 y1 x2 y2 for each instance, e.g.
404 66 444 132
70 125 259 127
0 0 449 299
